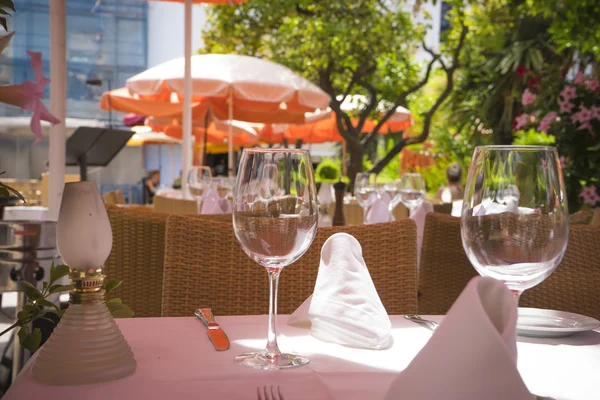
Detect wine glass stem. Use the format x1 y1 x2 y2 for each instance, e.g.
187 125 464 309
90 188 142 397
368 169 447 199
265 270 282 358
363 207 368 224
196 199 202 214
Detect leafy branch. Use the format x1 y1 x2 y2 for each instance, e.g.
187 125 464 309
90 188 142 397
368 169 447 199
0 0 15 31
4 263 133 353
0 171 25 202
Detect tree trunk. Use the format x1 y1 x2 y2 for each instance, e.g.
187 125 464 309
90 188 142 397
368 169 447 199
347 145 363 192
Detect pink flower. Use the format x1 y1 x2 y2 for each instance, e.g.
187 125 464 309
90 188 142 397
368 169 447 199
579 186 600 206
537 112 557 133
574 71 585 84
514 113 530 130
557 97 574 113
560 85 577 101
578 121 592 131
585 79 599 92
559 156 567 169
571 107 591 124
591 106 600 120
521 89 537 105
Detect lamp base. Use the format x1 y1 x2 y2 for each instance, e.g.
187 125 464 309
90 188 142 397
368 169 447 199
31 269 136 385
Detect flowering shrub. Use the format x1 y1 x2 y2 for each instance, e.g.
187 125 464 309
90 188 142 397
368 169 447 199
513 68 600 211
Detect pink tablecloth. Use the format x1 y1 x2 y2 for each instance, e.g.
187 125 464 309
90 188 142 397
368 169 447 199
6 315 600 399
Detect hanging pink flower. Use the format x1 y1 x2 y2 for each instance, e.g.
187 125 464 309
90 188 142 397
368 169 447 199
514 113 530 130
571 107 591 124
557 97 574 114
21 51 60 141
574 71 585 85
521 89 537 105
560 85 577 101
591 106 600 120
579 186 600 206
559 156 567 169
585 79 599 92
577 121 592 131
537 112 557 133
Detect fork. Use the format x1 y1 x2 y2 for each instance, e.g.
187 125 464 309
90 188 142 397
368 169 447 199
404 314 439 331
256 385 285 400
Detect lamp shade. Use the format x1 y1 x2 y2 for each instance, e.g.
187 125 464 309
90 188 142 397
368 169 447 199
57 182 112 270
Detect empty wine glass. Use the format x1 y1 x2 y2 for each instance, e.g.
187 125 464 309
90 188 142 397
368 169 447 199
233 149 318 370
214 177 233 200
461 145 569 303
187 166 212 214
399 173 425 213
382 179 402 221
354 173 378 222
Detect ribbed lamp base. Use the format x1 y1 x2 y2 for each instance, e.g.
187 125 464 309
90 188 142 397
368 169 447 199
31 301 136 385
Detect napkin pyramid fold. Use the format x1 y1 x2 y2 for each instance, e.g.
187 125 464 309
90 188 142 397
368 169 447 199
201 189 232 214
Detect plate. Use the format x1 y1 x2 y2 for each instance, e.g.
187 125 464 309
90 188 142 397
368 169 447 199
517 308 600 338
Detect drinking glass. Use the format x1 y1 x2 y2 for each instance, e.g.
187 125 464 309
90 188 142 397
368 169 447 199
233 149 318 370
398 173 426 213
461 146 569 303
187 166 212 214
354 173 378 222
214 177 233 200
382 179 402 220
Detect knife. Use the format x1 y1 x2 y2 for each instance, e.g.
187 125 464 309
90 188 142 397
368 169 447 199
195 308 230 351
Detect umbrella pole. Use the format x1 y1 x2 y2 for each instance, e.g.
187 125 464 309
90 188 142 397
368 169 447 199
48 0 66 219
202 109 209 166
228 89 234 176
181 0 193 198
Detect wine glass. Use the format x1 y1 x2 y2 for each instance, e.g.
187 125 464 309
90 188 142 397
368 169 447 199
233 148 318 370
187 166 212 214
382 179 402 221
214 177 233 200
354 173 378 222
398 173 425 214
461 145 569 303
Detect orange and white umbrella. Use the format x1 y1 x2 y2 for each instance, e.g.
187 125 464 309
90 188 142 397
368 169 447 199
126 54 331 177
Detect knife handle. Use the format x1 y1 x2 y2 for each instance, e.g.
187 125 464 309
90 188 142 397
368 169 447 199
195 308 215 327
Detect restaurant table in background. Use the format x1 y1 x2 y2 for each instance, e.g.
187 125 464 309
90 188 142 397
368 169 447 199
6 315 600 399
2 206 49 221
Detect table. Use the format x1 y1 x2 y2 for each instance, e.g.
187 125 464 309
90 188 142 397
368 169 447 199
6 315 600 399
2 206 49 221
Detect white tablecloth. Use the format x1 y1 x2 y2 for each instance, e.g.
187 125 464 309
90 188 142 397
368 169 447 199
6 315 600 399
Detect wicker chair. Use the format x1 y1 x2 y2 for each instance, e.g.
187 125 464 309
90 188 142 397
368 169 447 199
570 209 594 225
104 206 168 318
162 216 418 317
419 212 600 319
418 213 476 314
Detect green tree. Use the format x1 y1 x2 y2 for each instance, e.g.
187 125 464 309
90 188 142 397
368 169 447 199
202 0 468 186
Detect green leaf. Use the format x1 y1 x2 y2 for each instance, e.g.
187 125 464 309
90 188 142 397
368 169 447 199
20 327 42 353
20 281 42 301
50 264 70 284
0 1 15 12
106 297 122 305
17 326 28 344
38 316 57 324
0 186 8 197
107 301 134 318
48 284 72 294
37 299 61 314
103 279 122 295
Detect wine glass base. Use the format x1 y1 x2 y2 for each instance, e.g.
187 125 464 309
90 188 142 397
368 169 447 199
235 352 309 370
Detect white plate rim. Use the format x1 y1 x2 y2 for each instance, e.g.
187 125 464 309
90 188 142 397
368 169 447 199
517 307 600 333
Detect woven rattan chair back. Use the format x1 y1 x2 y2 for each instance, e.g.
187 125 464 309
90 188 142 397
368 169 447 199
104 206 168 317
162 216 418 317
419 212 600 318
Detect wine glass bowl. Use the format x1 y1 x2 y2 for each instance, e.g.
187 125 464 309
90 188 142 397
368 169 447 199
187 166 212 213
233 148 318 370
398 173 425 212
461 146 569 299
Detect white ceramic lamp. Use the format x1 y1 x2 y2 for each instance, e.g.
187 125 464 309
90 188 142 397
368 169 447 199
31 182 136 385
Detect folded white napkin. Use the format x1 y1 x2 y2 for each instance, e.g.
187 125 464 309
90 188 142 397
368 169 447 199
473 199 535 216
409 201 433 266
385 276 533 400
288 233 392 349
201 189 232 215
365 192 393 224
318 182 335 206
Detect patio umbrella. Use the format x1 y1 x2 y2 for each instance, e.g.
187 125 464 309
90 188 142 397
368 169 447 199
126 131 182 147
126 54 331 179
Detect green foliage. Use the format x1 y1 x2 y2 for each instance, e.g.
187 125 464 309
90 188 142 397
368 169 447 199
0 171 25 201
0 0 15 31
315 158 341 183
1 263 134 353
512 129 556 146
